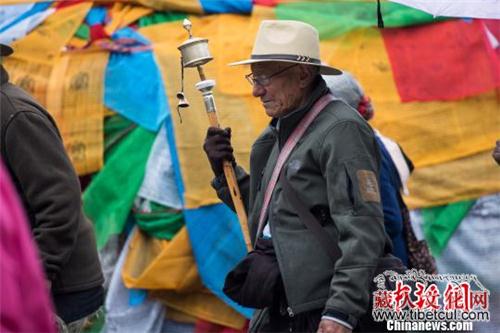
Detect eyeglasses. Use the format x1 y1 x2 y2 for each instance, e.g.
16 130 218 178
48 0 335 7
245 64 298 87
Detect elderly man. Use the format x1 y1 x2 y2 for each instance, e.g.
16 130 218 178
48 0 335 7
204 21 387 332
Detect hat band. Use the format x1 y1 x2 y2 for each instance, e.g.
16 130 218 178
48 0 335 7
251 54 321 64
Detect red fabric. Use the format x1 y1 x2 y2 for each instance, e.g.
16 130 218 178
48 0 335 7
194 319 249 333
357 95 372 120
55 0 85 9
479 19 500 90
482 19 500 44
0 161 56 333
90 24 109 41
382 20 499 102
253 0 286 6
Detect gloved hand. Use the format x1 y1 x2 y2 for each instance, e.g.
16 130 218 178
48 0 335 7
203 127 235 177
493 140 500 165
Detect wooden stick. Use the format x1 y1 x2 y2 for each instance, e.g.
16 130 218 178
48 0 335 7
196 66 252 252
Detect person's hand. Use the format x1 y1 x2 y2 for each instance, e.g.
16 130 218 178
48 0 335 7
492 140 500 165
203 127 235 177
317 320 352 333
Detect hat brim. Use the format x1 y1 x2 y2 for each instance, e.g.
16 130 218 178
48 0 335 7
0 44 13 57
228 58 342 76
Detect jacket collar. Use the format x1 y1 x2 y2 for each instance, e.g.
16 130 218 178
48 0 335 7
271 76 329 148
0 65 9 86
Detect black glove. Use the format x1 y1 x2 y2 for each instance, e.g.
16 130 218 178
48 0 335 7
493 139 500 165
203 127 235 177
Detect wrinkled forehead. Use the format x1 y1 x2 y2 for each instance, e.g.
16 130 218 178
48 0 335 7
251 61 288 75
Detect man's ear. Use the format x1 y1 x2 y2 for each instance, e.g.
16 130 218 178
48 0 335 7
298 65 316 88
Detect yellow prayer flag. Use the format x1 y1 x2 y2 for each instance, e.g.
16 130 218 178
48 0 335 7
3 50 106 175
406 149 500 209
67 36 89 49
2 58 52 106
122 226 246 328
46 50 108 175
153 290 247 329
214 7 276 96
122 227 201 291
105 3 153 36
10 2 92 65
134 0 203 14
374 92 500 169
1 0 49 3
164 307 197 324
123 224 247 328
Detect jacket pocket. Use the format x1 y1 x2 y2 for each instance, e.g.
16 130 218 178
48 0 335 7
342 159 383 218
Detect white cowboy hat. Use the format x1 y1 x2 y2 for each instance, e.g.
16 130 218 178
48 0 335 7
229 20 341 75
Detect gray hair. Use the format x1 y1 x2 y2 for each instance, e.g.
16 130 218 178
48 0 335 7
322 71 364 109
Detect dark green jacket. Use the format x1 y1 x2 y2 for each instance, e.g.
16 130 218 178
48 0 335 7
214 78 386 325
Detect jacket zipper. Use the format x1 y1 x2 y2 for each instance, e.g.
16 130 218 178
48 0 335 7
266 132 297 320
269 195 296 320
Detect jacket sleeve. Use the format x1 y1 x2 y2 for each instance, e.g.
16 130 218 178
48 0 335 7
211 165 250 214
319 120 386 324
3 111 83 282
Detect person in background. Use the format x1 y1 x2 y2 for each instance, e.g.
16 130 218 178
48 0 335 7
204 20 389 333
0 43 104 333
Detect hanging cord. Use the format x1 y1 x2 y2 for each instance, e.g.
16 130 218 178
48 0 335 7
177 56 185 123
377 0 385 28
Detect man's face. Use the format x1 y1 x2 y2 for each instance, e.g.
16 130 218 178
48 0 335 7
249 62 303 118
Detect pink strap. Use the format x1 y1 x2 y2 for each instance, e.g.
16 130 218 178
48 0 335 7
256 93 335 238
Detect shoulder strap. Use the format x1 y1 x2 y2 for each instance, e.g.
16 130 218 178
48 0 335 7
256 93 335 239
279 167 341 263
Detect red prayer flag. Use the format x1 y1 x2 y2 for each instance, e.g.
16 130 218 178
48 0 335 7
90 24 109 41
253 0 288 6
55 0 86 9
382 20 499 102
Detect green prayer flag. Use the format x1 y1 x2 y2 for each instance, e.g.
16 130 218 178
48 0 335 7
83 125 156 249
134 202 184 240
75 24 90 40
276 1 445 39
421 199 476 257
103 115 137 158
138 11 187 28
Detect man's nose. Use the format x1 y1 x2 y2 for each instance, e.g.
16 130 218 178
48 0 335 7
252 83 265 97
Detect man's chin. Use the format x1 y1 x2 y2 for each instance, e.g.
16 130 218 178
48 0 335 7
264 107 276 118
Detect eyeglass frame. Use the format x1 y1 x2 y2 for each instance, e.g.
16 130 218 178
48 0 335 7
245 63 299 87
